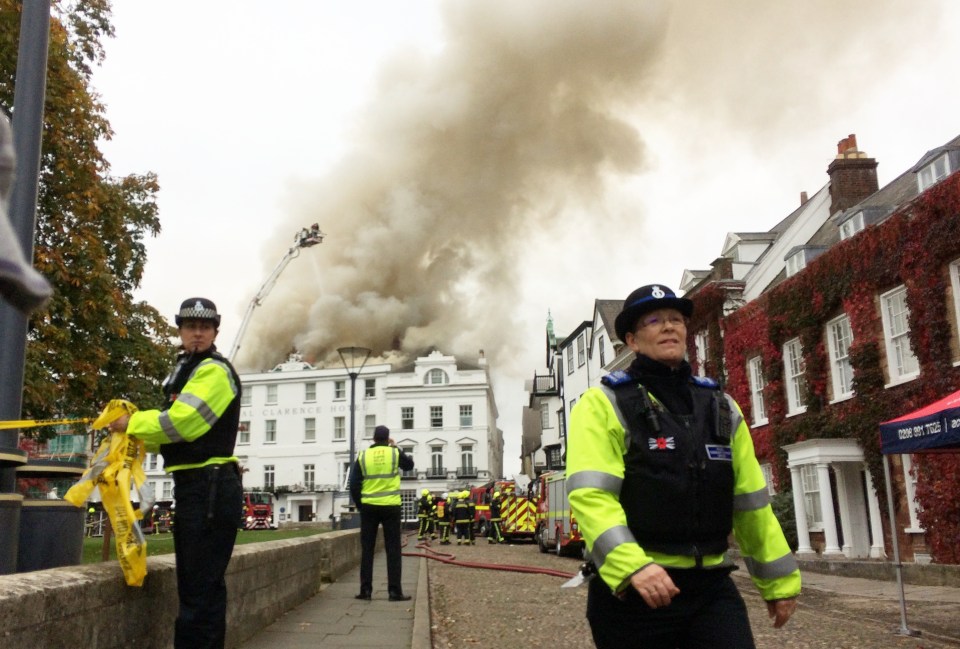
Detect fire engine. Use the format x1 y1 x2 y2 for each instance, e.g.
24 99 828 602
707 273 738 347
469 479 537 541
534 471 584 557
241 491 277 530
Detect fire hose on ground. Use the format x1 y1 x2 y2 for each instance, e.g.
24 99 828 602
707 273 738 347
399 530 578 580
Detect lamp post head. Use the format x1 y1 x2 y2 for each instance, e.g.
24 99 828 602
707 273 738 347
337 346 372 374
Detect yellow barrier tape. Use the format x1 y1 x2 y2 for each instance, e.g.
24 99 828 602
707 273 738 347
64 399 149 587
0 417 93 430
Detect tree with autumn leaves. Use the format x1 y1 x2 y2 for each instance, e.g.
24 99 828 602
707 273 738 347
1 0 174 436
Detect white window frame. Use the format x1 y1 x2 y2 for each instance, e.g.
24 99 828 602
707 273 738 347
333 416 345 441
783 338 807 416
364 378 376 398
303 417 316 443
264 465 275 490
459 404 473 428
426 369 448 385
430 405 443 429
747 356 767 426
785 251 806 278
540 402 550 429
799 464 823 531
566 346 574 375
364 414 375 439
460 444 474 471
880 285 920 386
401 406 414 430
238 422 250 445
240 391 252 407
430 445 444 473
694 330 708 377
951 259 960 365
265 384 278 405
838 212 865 241
304 464 315 490
826 314 855 402
304 382 316 402
917 153 951 192
598 335 606 367
577 333 586 367
334 380 346 400
264 420 276 444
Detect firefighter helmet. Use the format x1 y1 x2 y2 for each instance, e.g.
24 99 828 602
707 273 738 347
494 491 500 498
175 297 221 327
442 492 448 499
421 488 429 496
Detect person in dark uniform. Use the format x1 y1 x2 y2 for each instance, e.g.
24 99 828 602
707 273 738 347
349 425 415 601
111 297 243 649
487 491 504 544
567 284 800 649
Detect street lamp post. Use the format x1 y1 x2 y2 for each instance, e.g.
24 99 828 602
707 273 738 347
337 346 371 508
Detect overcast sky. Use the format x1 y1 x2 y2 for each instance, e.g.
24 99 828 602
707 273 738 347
91 0 960 475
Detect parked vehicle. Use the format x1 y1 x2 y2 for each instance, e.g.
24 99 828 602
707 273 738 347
242 491 277 530
534 471 584 557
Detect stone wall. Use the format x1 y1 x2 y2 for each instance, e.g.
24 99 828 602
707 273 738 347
0 529 369 649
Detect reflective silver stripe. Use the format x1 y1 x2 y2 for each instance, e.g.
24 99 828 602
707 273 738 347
591 524 637 570
366 489 402 497
158 411 184 443
598 384 630 436
176 392 218 428
725 394 742 440
734 487 770 512
743 552 799 580
365 472 399 480
567 470 622 496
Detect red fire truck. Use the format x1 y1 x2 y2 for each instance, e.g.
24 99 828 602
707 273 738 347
470 479 537 541
241 491 277 530
534 471 584 557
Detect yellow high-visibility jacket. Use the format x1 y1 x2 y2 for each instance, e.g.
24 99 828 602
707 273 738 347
567 382 801 601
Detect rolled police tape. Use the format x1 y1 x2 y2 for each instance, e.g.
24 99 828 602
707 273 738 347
64 399 151 587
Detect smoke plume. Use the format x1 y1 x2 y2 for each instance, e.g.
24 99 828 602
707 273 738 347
237 0 942 373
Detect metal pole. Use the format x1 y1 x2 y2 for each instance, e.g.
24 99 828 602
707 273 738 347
0 0 51 575
348 370 358 504
882 454 920 637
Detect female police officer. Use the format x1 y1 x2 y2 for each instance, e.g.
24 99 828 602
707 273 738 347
567 284 799 649
110 297 242 649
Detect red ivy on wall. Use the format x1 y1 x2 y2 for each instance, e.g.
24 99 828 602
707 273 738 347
693 173 960 562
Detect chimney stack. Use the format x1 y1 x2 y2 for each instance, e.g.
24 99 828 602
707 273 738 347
800 191 808 205
827 133 878 215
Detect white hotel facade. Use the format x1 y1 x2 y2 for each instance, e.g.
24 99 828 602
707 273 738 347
143 349 503 523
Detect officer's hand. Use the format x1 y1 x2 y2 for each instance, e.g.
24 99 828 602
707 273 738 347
767 598 797 628
628 564 680 609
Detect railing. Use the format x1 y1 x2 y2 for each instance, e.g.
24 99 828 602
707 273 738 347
456 466 478 479
532 374 557 395
427 467 446 478
400 469 417 479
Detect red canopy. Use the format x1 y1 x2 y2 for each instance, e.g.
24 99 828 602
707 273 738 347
879 388 960 455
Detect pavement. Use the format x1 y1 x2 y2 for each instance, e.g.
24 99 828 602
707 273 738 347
238 548 960 649
238 548 429 649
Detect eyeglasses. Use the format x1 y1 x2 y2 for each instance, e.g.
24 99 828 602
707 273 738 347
638 313 687 330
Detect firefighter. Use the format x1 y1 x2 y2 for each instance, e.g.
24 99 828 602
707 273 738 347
429 499 439 539
487 491 504 544
109 297 243 649
437 493 451 544
567 284 800 649
417 488 431 540
466 490 477 544
454 490 471 545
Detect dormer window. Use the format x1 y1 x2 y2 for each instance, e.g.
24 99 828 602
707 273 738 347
425 368 448 385
917 153 952 192
838 211 865 241
785 250 806 278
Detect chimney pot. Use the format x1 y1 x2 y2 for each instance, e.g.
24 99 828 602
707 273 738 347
800 191 808 205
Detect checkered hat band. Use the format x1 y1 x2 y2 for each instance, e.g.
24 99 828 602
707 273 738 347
179 306 218 320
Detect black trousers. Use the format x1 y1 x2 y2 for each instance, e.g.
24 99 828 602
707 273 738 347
587 566 756 649
171 465 242 649
359 504 403 595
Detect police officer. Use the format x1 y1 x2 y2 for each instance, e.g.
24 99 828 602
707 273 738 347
349 425 415 601
110 297 243 649
567 284 800 649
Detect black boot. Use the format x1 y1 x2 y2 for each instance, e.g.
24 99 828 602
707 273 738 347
388 591 412 602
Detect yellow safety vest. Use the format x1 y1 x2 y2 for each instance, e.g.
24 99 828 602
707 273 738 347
359 445 402 506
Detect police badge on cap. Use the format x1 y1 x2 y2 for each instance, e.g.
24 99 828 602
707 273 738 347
175 297 221 327
614 284 693 342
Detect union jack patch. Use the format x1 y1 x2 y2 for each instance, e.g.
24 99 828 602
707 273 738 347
649 436 676 450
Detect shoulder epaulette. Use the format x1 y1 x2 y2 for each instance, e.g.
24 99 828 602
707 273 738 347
600 370 634 387
690 375 720 389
